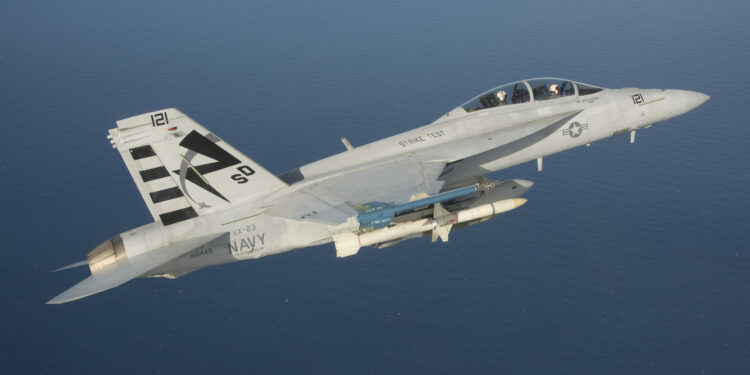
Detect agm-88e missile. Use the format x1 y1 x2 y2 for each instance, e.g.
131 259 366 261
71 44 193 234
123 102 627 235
333 198 527 257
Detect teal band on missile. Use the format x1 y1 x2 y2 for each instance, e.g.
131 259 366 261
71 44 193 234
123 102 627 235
356 184 480 230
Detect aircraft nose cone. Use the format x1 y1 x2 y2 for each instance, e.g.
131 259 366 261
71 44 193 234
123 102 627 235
683 90 710 111
667 89 710 115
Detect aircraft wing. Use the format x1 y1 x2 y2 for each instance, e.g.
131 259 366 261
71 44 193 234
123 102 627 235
47 233 225 304
267 159 447 224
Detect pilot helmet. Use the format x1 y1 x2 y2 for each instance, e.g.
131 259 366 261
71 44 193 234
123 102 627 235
549 84 559 95
496 90 506 102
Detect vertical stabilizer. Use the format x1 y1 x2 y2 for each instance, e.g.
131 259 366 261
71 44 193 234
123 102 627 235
108 108 287 224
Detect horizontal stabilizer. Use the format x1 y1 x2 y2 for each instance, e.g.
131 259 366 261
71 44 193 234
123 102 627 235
47 233 225 304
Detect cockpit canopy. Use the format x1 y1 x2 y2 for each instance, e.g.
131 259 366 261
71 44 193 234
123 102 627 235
461 78 604 113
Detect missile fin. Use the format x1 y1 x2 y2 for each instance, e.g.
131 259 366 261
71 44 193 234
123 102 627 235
332 232 361 257
432 224 453 243
433 202 450 218
432 203 454 242
409 192 430 202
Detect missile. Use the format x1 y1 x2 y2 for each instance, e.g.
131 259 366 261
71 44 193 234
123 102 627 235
356 181 497 230
333 198 527 257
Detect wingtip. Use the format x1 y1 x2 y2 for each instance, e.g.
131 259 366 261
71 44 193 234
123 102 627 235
46 287 97 305
46 290 84 305
46 293 76 304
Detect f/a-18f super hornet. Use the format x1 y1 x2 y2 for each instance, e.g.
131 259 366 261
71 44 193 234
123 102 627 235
48 78 709 303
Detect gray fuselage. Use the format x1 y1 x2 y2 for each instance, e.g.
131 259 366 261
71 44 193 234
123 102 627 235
145 82 709 277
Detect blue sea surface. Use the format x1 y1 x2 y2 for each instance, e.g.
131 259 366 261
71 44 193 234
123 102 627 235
1 0 749 373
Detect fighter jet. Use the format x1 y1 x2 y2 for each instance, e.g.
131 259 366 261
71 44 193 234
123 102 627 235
48 78 709 304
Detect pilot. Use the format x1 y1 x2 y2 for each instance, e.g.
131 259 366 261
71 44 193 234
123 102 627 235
496 90 507 105
549 84 560 97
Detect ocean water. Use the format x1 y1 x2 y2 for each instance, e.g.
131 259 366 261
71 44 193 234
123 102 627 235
1 0 748 373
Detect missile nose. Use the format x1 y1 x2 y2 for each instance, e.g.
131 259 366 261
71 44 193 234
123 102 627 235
512 198 528 208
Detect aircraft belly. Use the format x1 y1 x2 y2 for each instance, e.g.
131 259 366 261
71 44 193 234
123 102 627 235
226 215 331 261
145 214 333 277
143 233 236 277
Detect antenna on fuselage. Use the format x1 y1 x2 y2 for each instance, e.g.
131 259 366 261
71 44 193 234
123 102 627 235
341 137 354 151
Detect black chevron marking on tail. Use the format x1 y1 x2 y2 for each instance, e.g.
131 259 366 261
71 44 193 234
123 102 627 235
173 131 241 202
